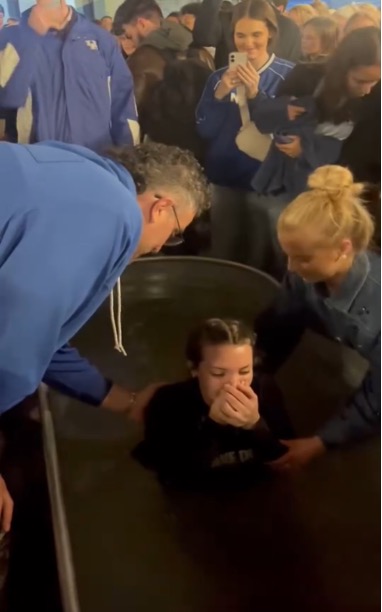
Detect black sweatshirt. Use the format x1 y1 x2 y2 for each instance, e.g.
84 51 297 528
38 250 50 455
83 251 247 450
135 378 287 485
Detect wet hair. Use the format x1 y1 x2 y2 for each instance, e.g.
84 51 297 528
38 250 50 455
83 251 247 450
186 319 255 368
232 0 279 47
303 16 339 56
105 143 211 215
278 165 375 252
114 0 162 28
316 26 381 122
287 4 317 28
344 11 380 35
180 2 202 17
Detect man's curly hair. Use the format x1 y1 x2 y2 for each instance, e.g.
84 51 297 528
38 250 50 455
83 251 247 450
106 143 211 216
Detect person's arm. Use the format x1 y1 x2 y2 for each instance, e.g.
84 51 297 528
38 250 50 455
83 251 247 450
193 0 223 47
43 345 112 406
108 39 140 146
317 334 381 448
196 71 231 140
0 23 42 108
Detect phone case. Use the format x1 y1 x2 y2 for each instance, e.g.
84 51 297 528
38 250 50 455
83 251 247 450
229 52 248 69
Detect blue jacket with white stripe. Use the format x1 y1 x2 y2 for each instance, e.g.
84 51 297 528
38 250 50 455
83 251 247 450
196 54 294 190
0 11 139 151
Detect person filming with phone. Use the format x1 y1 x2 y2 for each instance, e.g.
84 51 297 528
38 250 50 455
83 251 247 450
196 0 294 263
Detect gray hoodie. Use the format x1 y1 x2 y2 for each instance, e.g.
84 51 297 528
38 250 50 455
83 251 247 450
141 20 193 53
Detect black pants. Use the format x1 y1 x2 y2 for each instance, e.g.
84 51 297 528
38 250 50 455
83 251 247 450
0 399 62 611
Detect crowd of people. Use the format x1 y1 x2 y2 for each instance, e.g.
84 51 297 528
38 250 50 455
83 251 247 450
0 0 380 606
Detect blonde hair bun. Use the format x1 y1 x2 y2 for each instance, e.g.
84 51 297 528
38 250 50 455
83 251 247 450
307 165 364 198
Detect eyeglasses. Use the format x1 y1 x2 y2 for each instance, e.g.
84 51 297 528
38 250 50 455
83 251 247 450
154 195 185 247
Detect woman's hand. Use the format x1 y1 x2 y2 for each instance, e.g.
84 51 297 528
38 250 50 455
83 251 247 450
236 63 260 99
287 104 306 121
209 384 260 429
275 135 302 158
268 436 326 473
214 70 241 100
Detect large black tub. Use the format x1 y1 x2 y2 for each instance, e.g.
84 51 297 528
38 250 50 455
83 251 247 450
41 257 380 612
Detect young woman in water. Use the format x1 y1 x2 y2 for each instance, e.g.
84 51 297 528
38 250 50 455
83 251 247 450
137 318 286 484
256 164 380 471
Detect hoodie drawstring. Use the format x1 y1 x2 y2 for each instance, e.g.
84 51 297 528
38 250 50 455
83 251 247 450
109 278 127 356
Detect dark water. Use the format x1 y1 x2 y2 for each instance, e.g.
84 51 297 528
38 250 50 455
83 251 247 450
47 259 380 612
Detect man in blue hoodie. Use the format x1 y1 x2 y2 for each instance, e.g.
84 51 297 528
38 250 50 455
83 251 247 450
0 0 139 150
0 140 210 530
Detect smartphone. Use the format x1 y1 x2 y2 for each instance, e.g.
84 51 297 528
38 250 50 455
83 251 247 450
229 52 248 69
274 134 294 144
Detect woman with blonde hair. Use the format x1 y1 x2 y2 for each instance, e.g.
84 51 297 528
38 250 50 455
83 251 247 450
256 164 380 471
344 10 380 36
301 16 339 60
332 4 359 38
287 4 317 29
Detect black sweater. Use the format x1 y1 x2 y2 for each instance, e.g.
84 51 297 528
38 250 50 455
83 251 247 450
135 378 286 485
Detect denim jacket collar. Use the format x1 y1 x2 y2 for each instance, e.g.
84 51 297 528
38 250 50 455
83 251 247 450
315 252 370 312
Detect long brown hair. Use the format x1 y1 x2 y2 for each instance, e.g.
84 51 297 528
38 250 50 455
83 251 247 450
316 26 381 123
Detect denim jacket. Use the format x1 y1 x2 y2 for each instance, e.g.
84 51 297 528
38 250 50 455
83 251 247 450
256 252 381 448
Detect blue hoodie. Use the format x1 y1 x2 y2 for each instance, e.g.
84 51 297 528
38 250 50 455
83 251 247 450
0 141 143 414
196 54 294 190
0 11 139 150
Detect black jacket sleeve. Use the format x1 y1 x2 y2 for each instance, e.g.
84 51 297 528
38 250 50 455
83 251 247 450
193 0 223 47
274 12 301 63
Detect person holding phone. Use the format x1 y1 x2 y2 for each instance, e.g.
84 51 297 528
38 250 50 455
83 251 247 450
196 0 294 262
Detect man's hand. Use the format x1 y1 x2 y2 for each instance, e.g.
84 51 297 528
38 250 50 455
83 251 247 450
237 63 260 99
28 0 70 35
210 384 260 429
0 476 13 533
268 436 326 473
102 383 165 423
129 383 165 423
275 135 302 158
